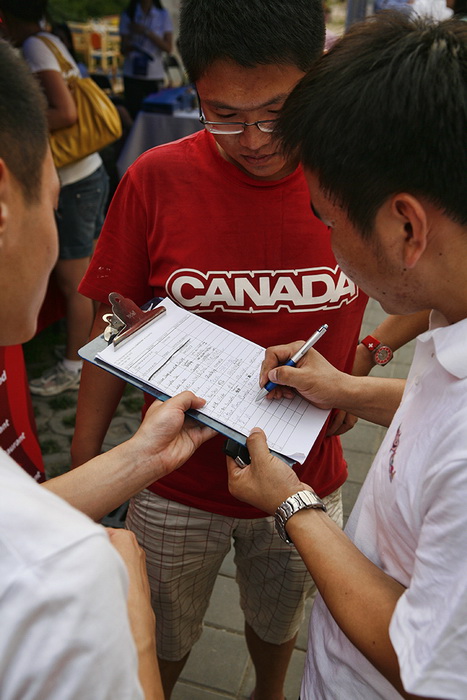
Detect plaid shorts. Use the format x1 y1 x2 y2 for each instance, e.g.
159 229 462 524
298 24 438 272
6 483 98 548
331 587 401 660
126 488 343 661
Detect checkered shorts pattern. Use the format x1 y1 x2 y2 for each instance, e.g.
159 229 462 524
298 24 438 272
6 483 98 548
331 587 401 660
126 488 343 661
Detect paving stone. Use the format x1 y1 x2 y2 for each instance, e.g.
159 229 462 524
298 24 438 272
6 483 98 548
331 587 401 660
344 447 377 483
48 408 77 437
172 683 237 700
342 480 365 520
219 546 236 578
341 419 386 454
204 575 244 633
180 627 250 695
296 598 313 651
102 415 141 448
42 451 72 479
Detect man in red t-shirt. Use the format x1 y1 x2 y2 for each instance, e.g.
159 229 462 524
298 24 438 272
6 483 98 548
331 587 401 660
73 1 429 697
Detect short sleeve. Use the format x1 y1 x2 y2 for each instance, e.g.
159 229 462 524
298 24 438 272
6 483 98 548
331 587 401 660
0 533 144 700
79 166 153 307
22 35 61 73
22 34 80 78
162 9 174 33
389 424 467 699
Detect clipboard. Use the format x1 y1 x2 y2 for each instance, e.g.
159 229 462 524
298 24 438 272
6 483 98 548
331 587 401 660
79 293 297 466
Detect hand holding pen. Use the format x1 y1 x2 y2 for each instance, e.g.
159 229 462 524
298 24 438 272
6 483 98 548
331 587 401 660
255 324 328 402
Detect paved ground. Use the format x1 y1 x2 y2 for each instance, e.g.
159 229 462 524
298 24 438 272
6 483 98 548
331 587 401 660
24 298 415 700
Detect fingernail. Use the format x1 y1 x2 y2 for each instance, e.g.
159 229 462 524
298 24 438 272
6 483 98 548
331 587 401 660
269 369 278 381
249 427 262 435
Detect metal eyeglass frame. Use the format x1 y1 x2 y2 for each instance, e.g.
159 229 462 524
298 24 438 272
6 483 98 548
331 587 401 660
198 109 277 135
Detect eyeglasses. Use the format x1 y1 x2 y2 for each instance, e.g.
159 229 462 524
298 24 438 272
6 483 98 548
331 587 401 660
198 113 277 135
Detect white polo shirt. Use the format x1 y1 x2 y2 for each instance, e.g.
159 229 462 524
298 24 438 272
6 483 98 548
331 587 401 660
302 311 467 699
0 452 143 700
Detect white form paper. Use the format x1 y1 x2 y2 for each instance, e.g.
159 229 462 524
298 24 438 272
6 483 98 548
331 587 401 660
97 298 329 463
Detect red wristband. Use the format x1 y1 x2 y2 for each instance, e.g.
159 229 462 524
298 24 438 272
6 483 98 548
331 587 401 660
360 335 393 365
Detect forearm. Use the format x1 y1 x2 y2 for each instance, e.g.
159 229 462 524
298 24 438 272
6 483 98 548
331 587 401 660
137 640 164 700
47 108 77 131
369 309 430 349
107 529 164 699
36 71 77 131
356 309 430 375
71 304 125 467
44 439 157 520
287 510 423 699
332 373 405 427
51 390 216 520
145 30 172 53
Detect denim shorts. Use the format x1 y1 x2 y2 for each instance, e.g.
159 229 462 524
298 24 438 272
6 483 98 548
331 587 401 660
56 165 109 260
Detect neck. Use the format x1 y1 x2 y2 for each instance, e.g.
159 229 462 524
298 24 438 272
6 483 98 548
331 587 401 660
15 21 42 46
427 223 467 324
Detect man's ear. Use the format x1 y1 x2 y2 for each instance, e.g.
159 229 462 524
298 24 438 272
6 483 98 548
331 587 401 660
390 193 428 269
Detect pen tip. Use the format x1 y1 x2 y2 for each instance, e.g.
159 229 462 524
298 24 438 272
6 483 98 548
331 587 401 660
255 388 268 402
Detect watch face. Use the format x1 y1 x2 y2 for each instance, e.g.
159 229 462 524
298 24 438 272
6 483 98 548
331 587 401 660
374 345 393 365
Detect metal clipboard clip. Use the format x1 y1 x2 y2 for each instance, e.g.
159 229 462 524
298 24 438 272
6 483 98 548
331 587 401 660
102 292 166 346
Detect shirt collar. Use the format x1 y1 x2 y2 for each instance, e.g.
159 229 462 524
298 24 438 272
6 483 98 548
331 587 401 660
417 310 467 379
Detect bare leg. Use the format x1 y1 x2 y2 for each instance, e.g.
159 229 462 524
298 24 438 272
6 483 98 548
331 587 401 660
54 257 94 361
245 622 296 700
157 652 190 699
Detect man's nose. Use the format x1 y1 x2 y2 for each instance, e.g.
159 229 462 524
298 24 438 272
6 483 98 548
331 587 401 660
238 124 271 150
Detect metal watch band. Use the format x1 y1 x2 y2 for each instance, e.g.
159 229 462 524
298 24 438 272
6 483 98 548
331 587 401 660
274 490 327 545
360 334 393 366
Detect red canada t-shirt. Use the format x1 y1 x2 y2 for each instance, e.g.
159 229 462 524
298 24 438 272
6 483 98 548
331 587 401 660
80 130 368 517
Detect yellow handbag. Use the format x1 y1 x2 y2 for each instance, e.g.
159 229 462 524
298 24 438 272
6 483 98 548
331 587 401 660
38 36 122 169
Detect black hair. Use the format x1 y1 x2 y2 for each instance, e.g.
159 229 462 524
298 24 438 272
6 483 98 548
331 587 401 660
0 0 47 23
179 0 325 82
0 39 48 202
124 0 164 22
51 22 77 60
276 14 467 237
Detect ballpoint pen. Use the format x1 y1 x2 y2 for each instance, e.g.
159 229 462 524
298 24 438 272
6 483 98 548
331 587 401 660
255 324 328 402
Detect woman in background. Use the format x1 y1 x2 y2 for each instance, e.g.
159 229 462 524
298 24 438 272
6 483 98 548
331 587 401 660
120 0 173 118
0 0 109 397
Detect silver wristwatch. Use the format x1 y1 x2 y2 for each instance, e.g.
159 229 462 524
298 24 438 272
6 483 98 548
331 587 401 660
275 490 327 545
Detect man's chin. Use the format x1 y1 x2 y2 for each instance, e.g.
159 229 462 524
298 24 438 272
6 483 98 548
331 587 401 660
239 156 294 181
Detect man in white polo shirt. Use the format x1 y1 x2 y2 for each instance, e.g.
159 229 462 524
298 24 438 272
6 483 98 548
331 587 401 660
228 14 467 700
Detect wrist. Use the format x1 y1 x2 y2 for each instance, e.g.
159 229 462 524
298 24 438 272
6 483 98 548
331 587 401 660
275 488 326 545
125 434 165 481
353 341 376 377
359 335 393 367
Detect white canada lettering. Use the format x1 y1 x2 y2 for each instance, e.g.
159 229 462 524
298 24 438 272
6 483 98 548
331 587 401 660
6 431 25 455
166 267 358 314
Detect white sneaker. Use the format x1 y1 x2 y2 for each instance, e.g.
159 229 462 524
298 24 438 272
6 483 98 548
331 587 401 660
29 362 81 396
